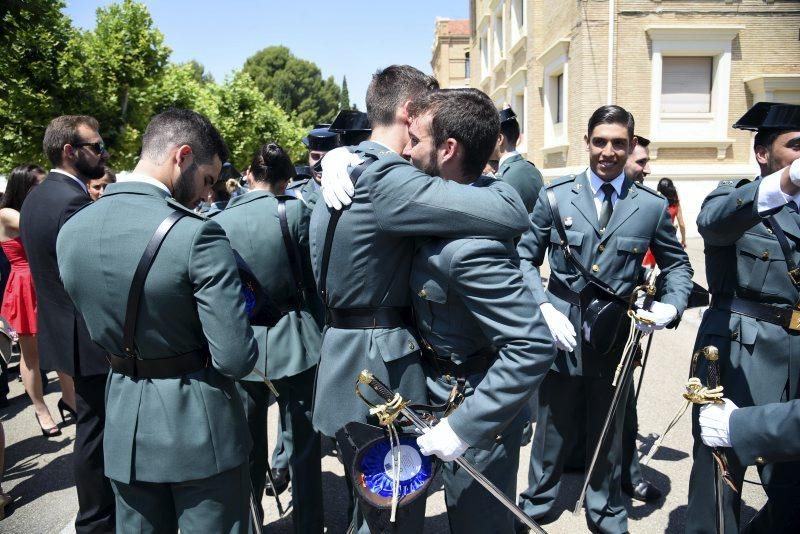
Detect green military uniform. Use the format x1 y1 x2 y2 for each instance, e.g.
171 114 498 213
308 140 529 532
213 190 323 533
517 170 692 533
687 177 800 533
285 177 321 211
496 152 544 214
56 180 258 533
410 176 555 533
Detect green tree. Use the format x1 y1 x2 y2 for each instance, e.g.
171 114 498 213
182 60 214 85
339 76 350 111
242 46 341 127
0 0 75 171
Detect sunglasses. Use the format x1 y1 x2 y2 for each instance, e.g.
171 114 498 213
73 142 108 155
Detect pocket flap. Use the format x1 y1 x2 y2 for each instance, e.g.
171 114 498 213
411 272 449 304
738 236 783 260
549 229 585 247
374 328 420 363
616 236 649 254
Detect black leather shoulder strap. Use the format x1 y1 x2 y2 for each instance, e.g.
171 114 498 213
765 215 800 294
319 154 377 306
123 211 187 357
546 188 593 281
278 198 307 308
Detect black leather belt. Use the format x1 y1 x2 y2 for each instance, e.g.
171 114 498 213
421 343 496 378
108 349 210 379
547 276 580 306
326 307 412 329
711 295 800 332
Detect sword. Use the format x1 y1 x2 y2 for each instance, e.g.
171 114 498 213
705 348 726 534
357 370 547 534
249 481 264 534
634 332 654 404
573 270 657 516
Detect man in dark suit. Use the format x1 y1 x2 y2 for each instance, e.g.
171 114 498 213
20 115 114 533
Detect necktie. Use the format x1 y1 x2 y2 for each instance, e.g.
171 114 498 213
598 182 615 230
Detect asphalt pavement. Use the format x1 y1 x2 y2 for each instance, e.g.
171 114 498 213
0 237 768 533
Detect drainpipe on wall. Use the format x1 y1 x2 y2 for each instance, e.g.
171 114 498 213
607 0 615 104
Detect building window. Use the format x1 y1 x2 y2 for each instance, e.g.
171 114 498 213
513 90 525 137
510 0 524 44
539 38 570 153
480 30 489 77
555 73 564 124
465 52 471 80
661 57 712 114
492 5 504 65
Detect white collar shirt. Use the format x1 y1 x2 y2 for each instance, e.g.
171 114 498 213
499 151 519 166
124 173 171 195
588 168 625 218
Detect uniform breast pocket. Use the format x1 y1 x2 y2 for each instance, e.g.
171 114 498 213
549 229 585 272
736 237 784 296
612 236 649 281
411 276 449 334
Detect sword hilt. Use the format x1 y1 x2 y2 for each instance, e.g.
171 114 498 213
704 346 721 389
358 369 397 403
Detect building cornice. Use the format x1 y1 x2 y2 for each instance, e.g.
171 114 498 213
644 25 744 42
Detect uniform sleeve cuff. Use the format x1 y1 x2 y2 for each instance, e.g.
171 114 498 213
757 170 794 215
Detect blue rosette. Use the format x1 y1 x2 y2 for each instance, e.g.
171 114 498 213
357 435 434 505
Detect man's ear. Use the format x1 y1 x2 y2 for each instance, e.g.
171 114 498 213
399 100 412 125
754 145 769 166
584 134 590 152
175 144 193 169
629 136 638 154
62 144 75 162
441 138 459 163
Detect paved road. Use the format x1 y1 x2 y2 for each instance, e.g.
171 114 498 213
0 237 768 533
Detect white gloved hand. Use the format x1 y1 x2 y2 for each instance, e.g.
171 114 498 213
699 398 739 448
634 300 678 334
790 157 800 187
320 146 363 210
540 302 577 352
416 417 469 462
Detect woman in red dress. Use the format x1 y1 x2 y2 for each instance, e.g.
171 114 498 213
642 177 687 267
0 165 76 436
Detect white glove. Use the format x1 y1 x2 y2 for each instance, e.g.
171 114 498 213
790 157 800 187
699 398 739 448
540 302 577 352
416 417 469 462
320 147 362 210
634 300 678 334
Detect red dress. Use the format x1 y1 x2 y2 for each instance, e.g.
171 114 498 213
0 237 37 335
642 203 679 268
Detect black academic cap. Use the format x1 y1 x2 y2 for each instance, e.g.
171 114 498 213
499 107 517 124
733 102 800 132
302 125 339 151
329 110 371 134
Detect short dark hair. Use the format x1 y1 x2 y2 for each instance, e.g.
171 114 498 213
1 164 45 211
500 119 520 147
366 65 439 127
409 88 500 178
140 108 228 166
754 129 787 151
103 166 117 183
587 105 635 141
250 142 295 185
42 115 100 166
635 135 651 148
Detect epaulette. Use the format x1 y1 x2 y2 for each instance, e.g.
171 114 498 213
166 197 207 220
717 178 751 188
633 181 660 196
286 178 310 190
546 174 576 189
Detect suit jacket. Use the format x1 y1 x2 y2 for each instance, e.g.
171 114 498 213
56 181 258 484
20 171 107 376
729 399 800 466
496 153 544 214
308 140 530 437
411 183 555 448
213 190 322 381
517 170 693 377
695 178 800 408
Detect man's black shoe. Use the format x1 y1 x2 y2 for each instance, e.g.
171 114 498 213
624 480 663 502
264 468 290 496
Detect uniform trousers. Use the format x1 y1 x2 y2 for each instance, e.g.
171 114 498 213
74 373 115 533
110 463 250 533
238 366 323 534
429 370 526 534
519 370 628 534
687 408 800 534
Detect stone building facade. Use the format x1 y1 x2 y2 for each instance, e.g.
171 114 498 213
440 0 800 236
431 18 472 89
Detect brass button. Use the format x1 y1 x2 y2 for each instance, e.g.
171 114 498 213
592 264 600 273
418 288 427 298
762 251 769 259
408 341 416 350
633 247 640 253
755 456 765 465
736 198 743 207
731 331 739 340
598 245 605 252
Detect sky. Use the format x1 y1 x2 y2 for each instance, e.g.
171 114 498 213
63 0 469 111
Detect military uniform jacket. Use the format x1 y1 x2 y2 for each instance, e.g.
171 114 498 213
308 140 530 437
286 178 321 211
19 172 107 376
696 177 800 408
56 182 258 484
213 190 323 382
729 399 800 466
496 153 545 213
517 170 693 377
411 193 555 448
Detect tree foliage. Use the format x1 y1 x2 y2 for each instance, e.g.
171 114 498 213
340 76 350 111
0 1 309 174
243 46 341 127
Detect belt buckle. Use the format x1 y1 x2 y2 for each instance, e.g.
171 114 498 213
790 309 800 331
